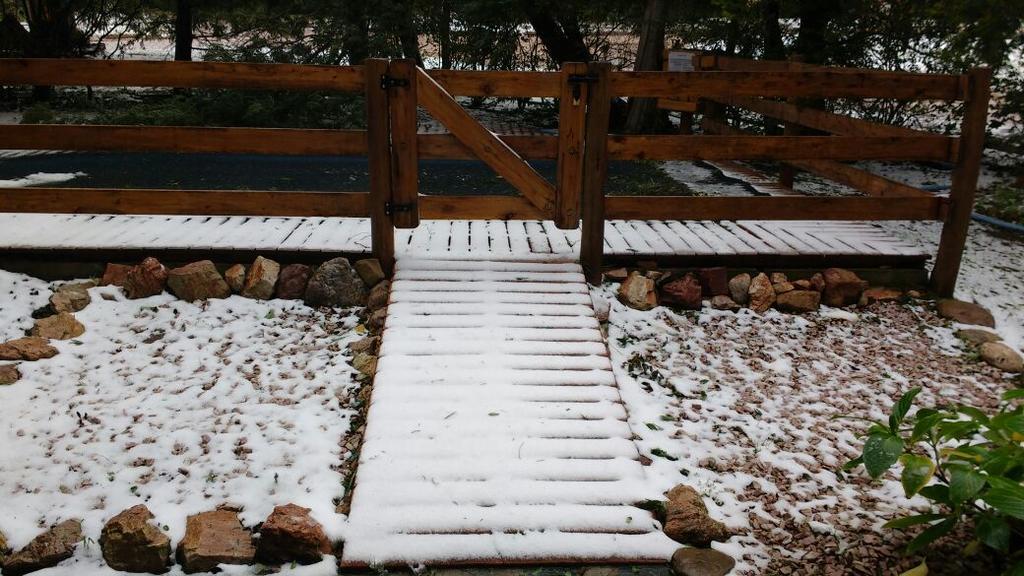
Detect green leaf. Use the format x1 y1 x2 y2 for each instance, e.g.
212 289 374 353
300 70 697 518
919 484 952 505
948 464 986 503
905 517 957 555
976 514 1011 552
1001 389 1024 401
938 420 980 441
910 410 946 442
899 454 935 497
956 405 990 424
883 513 947 530
899 560 928 576
982 484 1024 520
842 456 863 472
863 433 904 479
890 388 922 432
990 413 1024 435
1006 561 1024 576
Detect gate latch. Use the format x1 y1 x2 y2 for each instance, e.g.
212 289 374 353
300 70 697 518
567 73 598 104
385 201 414 216
380 75 410 90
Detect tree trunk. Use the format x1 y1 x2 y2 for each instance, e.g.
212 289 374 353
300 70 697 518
438 0 452 68
174 0 193 61
519 1 590 65
340 2 370 65
796 0 830 65
395 1 423 66
761 0 785 60
623 0 668 133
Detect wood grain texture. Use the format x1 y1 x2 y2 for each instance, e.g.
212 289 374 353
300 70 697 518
606 134 954 161
0 188 370 216
426 69 560 97
387 59 420 228
604 196 945 221
419 196 546 220
365 59 395 274
416 134 558 160
0 124 368 155
416 67 555 214
0 58 364 91
580 63 611 285
931 68 992 296
712 95 927 137
555 62 588 230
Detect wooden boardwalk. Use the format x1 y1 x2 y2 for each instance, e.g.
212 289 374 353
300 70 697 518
0 213 927 267
341 258 677 566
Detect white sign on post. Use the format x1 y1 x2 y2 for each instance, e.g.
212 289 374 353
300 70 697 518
666 50 696 72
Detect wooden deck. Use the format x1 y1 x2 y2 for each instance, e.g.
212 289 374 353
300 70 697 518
341 258 677 566
0 213 928 268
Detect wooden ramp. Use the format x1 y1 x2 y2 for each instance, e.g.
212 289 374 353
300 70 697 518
341 258 677 567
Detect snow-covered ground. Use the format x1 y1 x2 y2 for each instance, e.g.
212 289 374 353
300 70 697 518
0 278 362 574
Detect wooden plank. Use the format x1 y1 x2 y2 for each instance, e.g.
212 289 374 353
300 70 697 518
387 59 420 228
426 69 560 97
418 196 546 220
931 68 992 296
365 58 396 275
712 95 926 137
0 188 369 216
0 58 364 91
604 196 945 221
555 62 588 229
606 135 954 162
580 63 612 284
417 134 557 160
416 68 556 214
0 124 368 156
609 70 963 100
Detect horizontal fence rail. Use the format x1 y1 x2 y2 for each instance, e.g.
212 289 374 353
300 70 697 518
0 56 988 296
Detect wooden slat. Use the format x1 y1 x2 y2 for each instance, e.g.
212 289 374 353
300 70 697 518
609 70 963 100
0 58 364 91
712 95 926 137
0 188 369 216
580 63 612 284
418 196 547 220
416 67 555 214
387 59 420 228
931 68 992 296
426 69 560 97
0 124 368 155
606 134 955 161
555 62 588 229
604 196 945 221
417 134 558 160
365 58 396 274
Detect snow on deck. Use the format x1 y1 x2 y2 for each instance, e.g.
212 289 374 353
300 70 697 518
0 214 925 261
340 258 678 566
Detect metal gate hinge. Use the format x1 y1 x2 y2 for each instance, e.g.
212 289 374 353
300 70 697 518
380 74 410 90
385 201 414 216
567 73 598 104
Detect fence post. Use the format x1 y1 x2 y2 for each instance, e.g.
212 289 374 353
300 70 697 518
778 56 804 189
580 62 611 285
386 58 419 229
365 58 396 275
555 61 588 230
930 67 991 297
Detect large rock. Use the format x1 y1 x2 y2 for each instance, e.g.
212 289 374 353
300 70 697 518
304 258 368 308
618 272 657 311
242 256 280 300
710 295 739 311
979 342 1024 373
604 268 629 282
366 281 391 312
2 520 82 576
366 309 387 334
100 505 171 574
747 273 775 313
775 290 821 313
821 268 868 307
30 313 84 340
698 267 728 296
352 352 377 377
0 364 20 385
49 282 92 313
167 261 231 302
956 328 1002 345
224 264 246 294
0 529 9 562
0 337 58 361
275 264 313 300
728 274 751 306
176 510 255 574
860 287 902 305
256 504 331 565
100 263 132 287
348 336 379 355
937 299 996 328
663 485 731 547
661 273 702 310
354 259 386 288
670 548 736 576
124 258 168 299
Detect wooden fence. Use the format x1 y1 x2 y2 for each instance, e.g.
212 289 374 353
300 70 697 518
0 56 989 295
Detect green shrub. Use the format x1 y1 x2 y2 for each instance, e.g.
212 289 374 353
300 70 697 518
976 184 1024 226
844 388 1024 574
20 103 55 124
